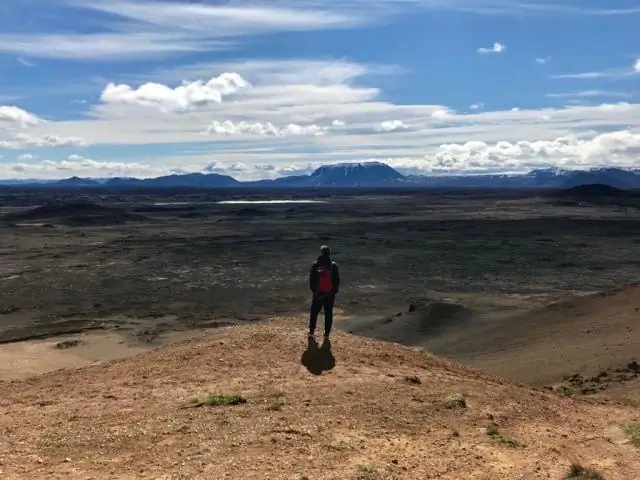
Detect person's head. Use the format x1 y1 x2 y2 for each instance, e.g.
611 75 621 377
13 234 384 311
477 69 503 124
320 245 331 257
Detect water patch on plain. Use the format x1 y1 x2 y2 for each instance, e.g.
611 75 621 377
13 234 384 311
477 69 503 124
217 200 327 204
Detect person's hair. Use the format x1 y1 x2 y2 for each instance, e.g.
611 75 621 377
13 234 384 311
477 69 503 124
320 245 331 256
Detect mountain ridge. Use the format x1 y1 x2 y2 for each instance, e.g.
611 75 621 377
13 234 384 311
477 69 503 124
3 162 640 189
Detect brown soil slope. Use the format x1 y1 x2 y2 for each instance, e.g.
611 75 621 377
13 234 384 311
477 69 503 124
436 285 640 385
1 320 639 479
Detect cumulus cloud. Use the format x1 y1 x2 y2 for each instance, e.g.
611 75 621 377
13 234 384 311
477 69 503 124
469 103 484 110
0 105 43 127
374 120 409 132
8 57 640 180
205 120 329 137
536 56 551 64
100 73 250 112
0 155 174 180
431 109 453 119
383 129 640 175
477 42 506 54
635 59 640 72
0 133 86 149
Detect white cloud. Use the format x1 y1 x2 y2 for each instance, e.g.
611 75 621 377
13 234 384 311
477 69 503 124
551 59 640 80
18 153 34 161
469 103 484 110
73 0 362 35
0 155 174 180
205 120 329 137
546 90 631 99
477 42 506 54
100 73 250 112
536 56 551 64
0 32 224 61
0 133 86 149
377 129 640 175
0 1 638 63
17 57 35 67
0 105 43 127
431 109 453 119
550 70 617 80
332 119 345 126
374 120 409 132
0 1 368 61
8 57 640 180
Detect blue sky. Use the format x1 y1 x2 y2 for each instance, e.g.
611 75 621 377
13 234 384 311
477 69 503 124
0 0 639 180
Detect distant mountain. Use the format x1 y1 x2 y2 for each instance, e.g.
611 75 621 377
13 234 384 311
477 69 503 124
407 167 640 189
55 176 101 187
250 161 406 188
3 163 640 190
103 172 240 188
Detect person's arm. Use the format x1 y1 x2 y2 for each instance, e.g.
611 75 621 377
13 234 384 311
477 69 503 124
309 263 317 293
332 262 340 294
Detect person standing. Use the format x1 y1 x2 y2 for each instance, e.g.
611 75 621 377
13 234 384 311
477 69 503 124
308 245 340 338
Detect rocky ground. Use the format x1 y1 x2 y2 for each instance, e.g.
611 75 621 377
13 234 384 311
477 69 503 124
1 320 639 479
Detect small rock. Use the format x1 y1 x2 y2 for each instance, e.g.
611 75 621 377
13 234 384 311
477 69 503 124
55 340 82 350
405 375 421 385
627 361 639 371
64 458 71 463
409 303 416 312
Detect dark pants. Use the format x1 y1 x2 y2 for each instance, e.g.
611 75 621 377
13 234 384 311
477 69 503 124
309 293 335 335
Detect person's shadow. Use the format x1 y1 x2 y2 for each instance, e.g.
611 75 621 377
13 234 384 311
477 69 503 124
301 336 336 375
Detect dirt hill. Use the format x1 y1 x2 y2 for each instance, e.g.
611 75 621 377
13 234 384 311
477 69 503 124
425 285 640 387
1 320 638 479
344 285 640 394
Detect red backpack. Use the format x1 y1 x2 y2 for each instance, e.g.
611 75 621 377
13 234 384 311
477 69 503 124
316 264 334 293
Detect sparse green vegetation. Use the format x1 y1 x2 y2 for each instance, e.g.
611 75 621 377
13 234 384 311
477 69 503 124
555 385 576 397
355 465 385 480
485 424 522 447
444 393 467 409
266 401 285 411
623 422 640 448
565 464 605 479
190 394 247 407
499 436 521 448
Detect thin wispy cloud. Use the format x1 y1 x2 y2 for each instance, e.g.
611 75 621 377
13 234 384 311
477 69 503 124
69 0 364 34
299 0 640 17
546 90 632 99
0 32 228 61
17 57 35 67
536 56 551 64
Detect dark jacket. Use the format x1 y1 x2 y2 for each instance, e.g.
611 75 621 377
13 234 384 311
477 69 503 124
309 254 340 295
